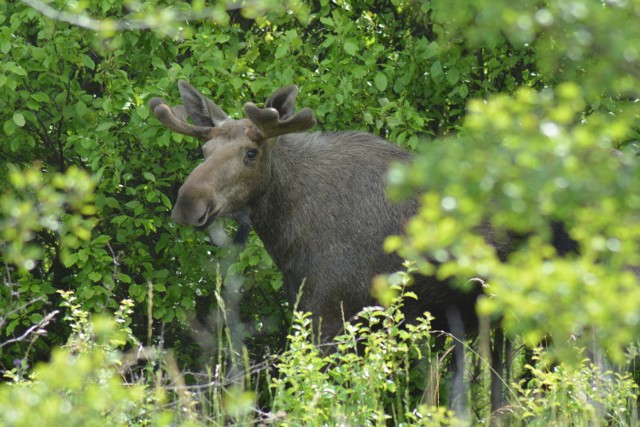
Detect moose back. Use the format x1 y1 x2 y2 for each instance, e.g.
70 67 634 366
150 81 481 340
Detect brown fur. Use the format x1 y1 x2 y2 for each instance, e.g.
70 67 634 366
151 82 484 340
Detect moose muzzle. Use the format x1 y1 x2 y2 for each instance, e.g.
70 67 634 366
171 184 217 230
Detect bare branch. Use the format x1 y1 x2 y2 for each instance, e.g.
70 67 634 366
19 0 248 32
0 310 59 349
0 296 47 330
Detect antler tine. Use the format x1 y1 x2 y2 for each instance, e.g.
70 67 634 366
243 103 316 139
150 97 213 141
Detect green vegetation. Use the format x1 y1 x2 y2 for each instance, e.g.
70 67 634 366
1 0 638 425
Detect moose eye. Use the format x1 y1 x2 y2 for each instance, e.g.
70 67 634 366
246 148 258 160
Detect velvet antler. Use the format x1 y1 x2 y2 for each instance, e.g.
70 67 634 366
243 103 316 139
243 85 316 139
149 97 214 142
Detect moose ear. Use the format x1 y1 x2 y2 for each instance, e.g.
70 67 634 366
264 85 298 120
178 80 230 127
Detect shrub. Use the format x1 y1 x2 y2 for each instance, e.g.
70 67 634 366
1 0 639 425
0 293 161 427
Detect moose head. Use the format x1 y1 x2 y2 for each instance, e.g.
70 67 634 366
150 81 316 231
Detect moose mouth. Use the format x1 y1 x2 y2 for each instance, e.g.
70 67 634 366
194 204 219 231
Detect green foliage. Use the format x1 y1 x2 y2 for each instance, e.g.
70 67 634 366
1 0 231 370
268 303 456 426
3 0 529 371
388 84 640 359
0 289 638 426
0 165 96 364
386 1 640 361
516 348 639 426
1 165 95 272
0 294 157 427
1 0 639 425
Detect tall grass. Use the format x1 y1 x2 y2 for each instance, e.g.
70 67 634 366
0 288 638 426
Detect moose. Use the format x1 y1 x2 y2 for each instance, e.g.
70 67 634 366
150 80 485 342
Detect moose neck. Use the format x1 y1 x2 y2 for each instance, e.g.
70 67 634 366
247 134 315 269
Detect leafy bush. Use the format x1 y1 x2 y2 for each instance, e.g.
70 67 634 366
387 84 640 359
0 293 156 427
3 288 636 426
516 348 639 426
1 165 96 368
3 0 532 372
1 0 639 425
269 305 437 425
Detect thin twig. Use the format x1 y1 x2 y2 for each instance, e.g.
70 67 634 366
0 310 59 349
0 296 47 330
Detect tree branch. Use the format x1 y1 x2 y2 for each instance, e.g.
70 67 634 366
19 0 251 32
0 310 60 349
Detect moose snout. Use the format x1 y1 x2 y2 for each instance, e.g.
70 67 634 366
171 186 215 229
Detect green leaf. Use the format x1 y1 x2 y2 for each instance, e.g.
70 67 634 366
118 273 132 284
319 16 333 27
5 62 26 76
62 252 79 267
374 72 388 92
4 119 16 136
1 40 11 54
31 92 49 103
104 197 120 208
77 250 89 263
160 193 172 209
88 271 102 282
93 235 111 245
29 313 43 323
75 101 88 118
96 121 115 132
137 105 149 119
275 42 289 59
446 68 460 85
424 41 439 59
102 97 112 114
343 40 358 56
82 54 95 70
459 83 469 98
6 319 20 336
13 112 25 127
81 287 95 298
124 200 141 210
430 61 444 80
320 35 336 48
